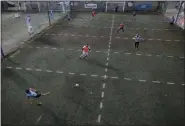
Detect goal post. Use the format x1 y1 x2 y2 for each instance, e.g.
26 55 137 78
105 1 126 12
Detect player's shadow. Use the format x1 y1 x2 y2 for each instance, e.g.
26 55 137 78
35 36 60 47
84 58 119 72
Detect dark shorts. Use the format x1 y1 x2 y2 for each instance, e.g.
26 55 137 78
135 42 139 44
170 22 173 25
68 18 70 21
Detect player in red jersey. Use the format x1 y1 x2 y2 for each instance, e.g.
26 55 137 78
91 9 96 20
117 22 124 33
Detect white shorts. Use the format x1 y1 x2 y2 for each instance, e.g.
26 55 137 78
82 51 88 56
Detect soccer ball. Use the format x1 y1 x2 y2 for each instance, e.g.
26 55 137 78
75 84 79 87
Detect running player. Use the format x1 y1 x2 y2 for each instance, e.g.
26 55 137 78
80 44 91 59
133 33 142 49
117 22 124 33
25 88 50 105
132 11 136 20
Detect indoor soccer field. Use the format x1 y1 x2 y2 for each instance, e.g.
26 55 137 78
2 12 184 125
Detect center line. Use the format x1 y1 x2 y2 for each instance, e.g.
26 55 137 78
102 83 106 88
105 68 108 72
100 102 103 108
101 92 104 98
97 115 101 123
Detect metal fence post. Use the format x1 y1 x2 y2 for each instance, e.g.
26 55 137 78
175 1 183 23
1 47 5 59
47 2 51 26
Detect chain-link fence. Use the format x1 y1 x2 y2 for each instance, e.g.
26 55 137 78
1 1 70 57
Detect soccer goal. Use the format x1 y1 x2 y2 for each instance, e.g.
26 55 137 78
105 1 126 12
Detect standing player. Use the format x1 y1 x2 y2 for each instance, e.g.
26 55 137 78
79 44 91 59
117 22 124 33
168 16 175 29
91 9 96 20
132 11 136 20
67 13 71 24
133 33 142 50
25 88 50 105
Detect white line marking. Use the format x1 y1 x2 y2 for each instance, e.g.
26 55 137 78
124 78 131 80
96 51 100 52
46 70 52 72
124 38 128 39
103 83 106 88
100 102 103 108
101 92 104 98
16 67 22 70
52 34 55 35
146 54 152 56
167 82 175 85
97 115 101 123
36 114 44 125
6 66 12 69
52 48 57 50
26 68 32 71
125 53 131 55
105 68 108 72
56 71 63 74
116 37 120 39
182 84 185 86
111 77 118 79
148 39 153 40
69 72 75 75
35 69 42 71
167 56 174 58
157 39 161 41
114 52 119 54
152 81 160 83
136 53 141 56
138 79 146 82
166 40 171 41
91 75 98 77
107 57 109 61
80 73 86 76
175 40 180 41
92 36 97 38
108 49 110 52
156 55 160 57
100 36 104 38
179 57 184 59
44 47 49 49
107 53 110 56
36 47 40 49
102 75 107 79
106 63 108 66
